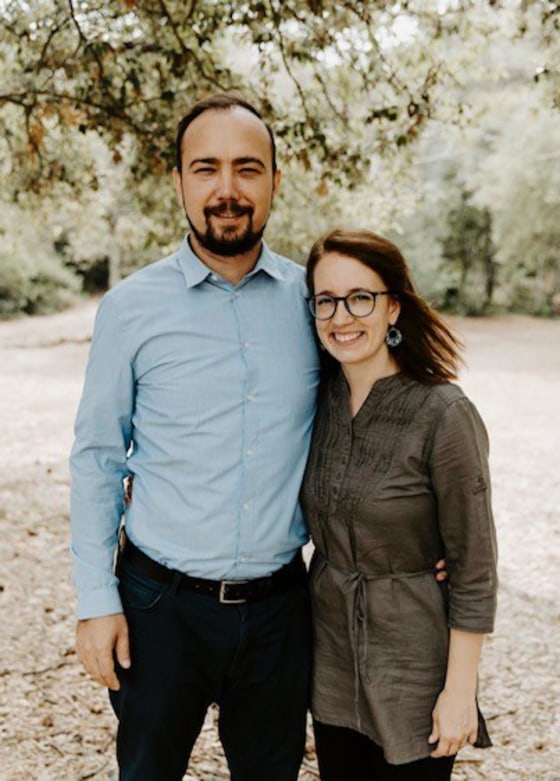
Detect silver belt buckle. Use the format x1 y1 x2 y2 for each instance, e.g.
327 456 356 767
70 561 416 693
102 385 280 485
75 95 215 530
219 580 249 604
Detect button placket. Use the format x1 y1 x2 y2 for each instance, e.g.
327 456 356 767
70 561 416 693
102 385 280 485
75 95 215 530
329 430 353 507
234 286 258 565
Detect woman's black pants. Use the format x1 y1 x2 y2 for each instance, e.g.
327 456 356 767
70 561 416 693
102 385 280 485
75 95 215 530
314 720 456 781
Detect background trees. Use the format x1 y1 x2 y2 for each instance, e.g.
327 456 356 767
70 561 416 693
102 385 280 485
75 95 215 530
1 0 558 315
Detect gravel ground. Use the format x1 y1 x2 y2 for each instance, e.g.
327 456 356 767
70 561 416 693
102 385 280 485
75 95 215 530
0 301 558 781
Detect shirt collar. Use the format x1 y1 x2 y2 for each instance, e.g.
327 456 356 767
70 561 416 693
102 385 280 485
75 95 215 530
177 235 287 288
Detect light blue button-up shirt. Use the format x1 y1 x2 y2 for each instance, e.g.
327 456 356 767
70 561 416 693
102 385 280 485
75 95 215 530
70 237 320 619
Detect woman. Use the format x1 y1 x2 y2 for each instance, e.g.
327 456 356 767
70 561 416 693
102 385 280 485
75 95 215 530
301 229 498 781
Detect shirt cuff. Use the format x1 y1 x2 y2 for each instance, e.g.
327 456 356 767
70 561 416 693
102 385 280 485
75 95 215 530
77 585 124 620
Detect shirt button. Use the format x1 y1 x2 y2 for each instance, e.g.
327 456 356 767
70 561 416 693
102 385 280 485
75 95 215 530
234 292 241 298
246 449 254 456
243 501 251 510
247 394 255 402
243 341 249 349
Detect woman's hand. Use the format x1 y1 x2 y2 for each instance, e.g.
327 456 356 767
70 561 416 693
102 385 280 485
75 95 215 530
430 629 484 757
428 688 478 758
435 558 448 583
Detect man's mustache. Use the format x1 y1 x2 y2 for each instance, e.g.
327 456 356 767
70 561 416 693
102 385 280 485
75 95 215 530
205 202 253 218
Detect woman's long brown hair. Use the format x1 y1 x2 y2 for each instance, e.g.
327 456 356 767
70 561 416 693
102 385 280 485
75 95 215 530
306 228 463 384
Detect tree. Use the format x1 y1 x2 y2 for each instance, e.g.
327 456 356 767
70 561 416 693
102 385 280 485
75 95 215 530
383 12 560 316
0 1 558 314
526 0 559 109
2 0 543 194
468 88 560 315
440 192 496 314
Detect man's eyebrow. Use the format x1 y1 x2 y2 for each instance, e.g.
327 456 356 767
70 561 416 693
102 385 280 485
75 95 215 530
234 157 266 169
188 157 219 169
188 156 266 170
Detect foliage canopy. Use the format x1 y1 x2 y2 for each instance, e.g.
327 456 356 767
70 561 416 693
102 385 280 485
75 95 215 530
4 0 551 192
1 0 559 315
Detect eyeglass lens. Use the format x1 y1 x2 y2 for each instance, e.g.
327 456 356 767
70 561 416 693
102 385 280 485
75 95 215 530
312 291 377 319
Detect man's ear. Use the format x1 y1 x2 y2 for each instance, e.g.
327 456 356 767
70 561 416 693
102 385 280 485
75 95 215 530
172 167 184 207
272 168 282 198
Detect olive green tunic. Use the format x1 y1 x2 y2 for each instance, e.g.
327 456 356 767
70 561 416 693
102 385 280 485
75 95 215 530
301 372 498 765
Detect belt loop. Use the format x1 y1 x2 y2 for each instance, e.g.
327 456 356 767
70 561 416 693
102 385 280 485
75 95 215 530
169 570 182 596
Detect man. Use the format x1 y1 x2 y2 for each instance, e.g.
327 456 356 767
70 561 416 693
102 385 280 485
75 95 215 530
71 94 320 781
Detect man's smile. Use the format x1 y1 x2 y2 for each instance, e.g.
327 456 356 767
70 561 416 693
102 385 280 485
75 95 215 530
212 212 246 221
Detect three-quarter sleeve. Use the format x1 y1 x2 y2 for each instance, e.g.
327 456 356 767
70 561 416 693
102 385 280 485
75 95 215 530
429 396 498 633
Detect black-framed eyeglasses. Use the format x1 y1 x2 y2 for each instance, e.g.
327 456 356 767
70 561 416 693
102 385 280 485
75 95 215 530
307 290 394 320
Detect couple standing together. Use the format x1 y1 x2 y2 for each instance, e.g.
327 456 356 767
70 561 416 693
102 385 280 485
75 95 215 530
71 94 497 781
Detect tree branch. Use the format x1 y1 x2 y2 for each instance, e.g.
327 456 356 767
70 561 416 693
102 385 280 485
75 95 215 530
155 0 229 90
67 0 87 43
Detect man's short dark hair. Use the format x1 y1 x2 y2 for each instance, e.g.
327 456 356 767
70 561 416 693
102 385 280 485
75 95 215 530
175 93 277 174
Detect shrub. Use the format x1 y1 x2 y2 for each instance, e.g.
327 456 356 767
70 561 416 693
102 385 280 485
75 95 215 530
0 250 79 317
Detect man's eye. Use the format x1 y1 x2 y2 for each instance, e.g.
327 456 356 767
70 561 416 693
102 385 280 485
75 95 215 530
239 167 260 175
194 167 215 174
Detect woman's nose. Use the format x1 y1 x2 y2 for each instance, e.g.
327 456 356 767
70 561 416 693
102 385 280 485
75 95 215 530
331 299 354 325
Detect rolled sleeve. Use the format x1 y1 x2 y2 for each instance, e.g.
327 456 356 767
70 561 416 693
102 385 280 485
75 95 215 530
430 397 498 634
70 294 134 619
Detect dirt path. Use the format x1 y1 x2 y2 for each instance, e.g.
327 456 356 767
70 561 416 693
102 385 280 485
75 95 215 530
0 303 558 780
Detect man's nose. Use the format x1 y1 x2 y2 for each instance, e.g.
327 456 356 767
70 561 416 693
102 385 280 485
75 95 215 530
216 169 239 199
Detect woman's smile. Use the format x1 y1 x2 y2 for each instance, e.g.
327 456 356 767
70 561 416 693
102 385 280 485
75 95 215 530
331 331 364 344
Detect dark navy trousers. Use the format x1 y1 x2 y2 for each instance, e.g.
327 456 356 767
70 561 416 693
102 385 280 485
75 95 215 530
110 556 311 781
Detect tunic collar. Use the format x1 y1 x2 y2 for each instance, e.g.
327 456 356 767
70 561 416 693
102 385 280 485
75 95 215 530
330 371 413 425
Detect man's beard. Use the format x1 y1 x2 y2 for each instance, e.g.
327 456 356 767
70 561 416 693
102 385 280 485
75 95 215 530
186 201 266 257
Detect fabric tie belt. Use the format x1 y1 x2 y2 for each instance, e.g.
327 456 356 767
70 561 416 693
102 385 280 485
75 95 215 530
120 537 306 604
315 554 438 712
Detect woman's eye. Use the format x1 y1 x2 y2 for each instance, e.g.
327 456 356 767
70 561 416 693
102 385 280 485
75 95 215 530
350 292 372 303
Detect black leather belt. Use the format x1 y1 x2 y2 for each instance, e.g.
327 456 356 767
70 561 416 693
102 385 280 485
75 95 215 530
119 538 306 604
